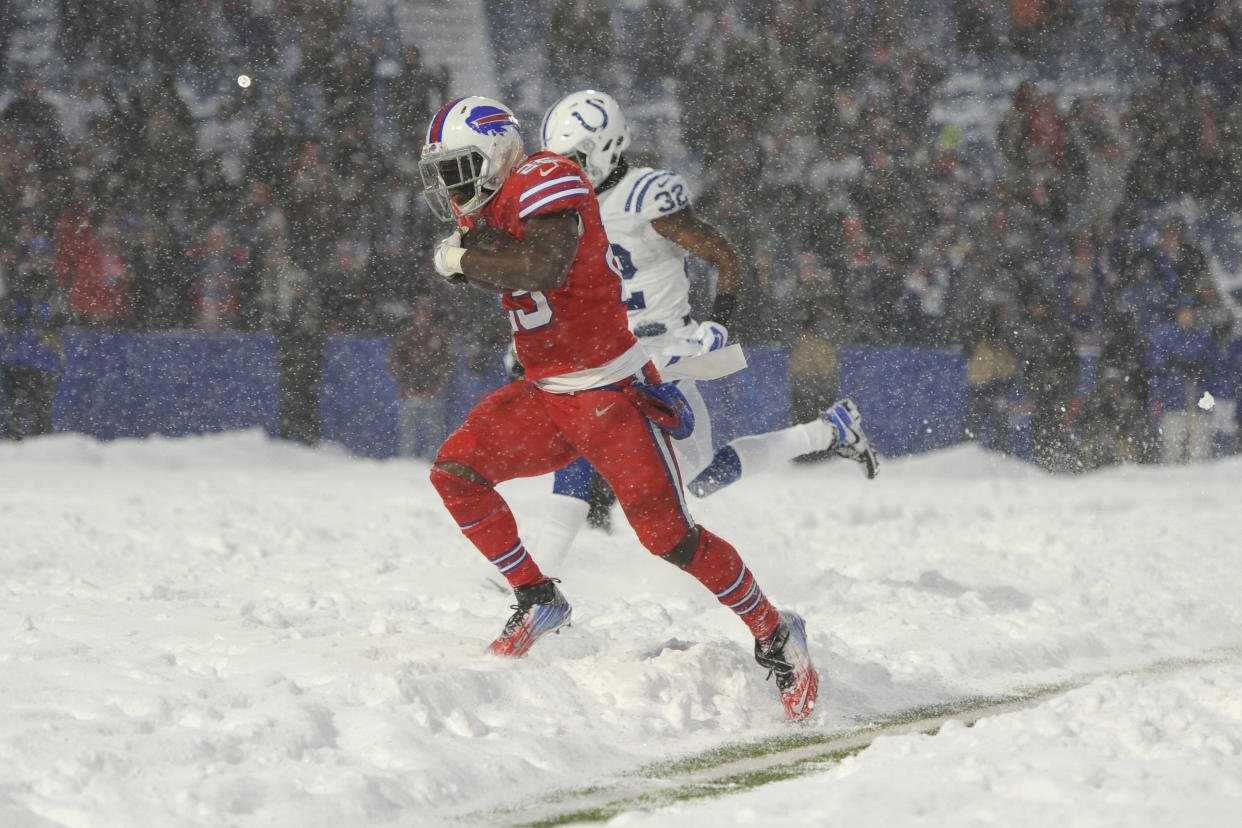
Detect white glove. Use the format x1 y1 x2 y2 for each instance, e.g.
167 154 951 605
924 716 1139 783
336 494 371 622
691 320 728 354
433 229 465 280
502 343 524 379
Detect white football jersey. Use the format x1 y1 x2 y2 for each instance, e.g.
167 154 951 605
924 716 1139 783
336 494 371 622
598 165 695 337
596 164 716 475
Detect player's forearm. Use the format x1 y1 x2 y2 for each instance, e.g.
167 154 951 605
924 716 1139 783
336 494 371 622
456 212 579 293
460 248 568 293
701 226 745 297
712 246 744 297
652 207 744 295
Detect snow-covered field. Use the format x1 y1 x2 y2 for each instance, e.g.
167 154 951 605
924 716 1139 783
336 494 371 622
3 431 1240 827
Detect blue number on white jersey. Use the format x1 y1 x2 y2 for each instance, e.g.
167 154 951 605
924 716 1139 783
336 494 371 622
611 242 645 310
597 167 696 331
653 182 688 213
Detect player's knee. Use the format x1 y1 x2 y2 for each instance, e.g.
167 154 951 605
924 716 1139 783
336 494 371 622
659 525 701 569
431 461 491 489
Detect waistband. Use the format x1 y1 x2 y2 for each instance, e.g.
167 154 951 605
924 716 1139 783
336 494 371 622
634 315 692 338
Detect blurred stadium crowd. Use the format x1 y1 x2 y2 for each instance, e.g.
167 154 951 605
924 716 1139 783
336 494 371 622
1 0 1242 469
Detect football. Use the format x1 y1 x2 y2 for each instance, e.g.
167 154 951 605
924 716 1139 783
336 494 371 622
461 225 521 252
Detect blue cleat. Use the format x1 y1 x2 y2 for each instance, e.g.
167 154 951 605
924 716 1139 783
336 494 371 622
687 445 742 498
824 398 879 479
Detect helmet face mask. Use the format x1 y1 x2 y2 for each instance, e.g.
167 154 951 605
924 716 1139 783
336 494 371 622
420 97 523 222
541 90 630 188
419 147 487 220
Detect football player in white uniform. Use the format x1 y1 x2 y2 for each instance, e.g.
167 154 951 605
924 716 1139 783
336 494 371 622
530 90 878 566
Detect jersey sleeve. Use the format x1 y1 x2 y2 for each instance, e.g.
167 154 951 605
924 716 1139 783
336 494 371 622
618 169 691 222
512 156 594 220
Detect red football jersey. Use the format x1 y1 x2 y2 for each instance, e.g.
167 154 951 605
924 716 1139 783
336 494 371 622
469 151 637 380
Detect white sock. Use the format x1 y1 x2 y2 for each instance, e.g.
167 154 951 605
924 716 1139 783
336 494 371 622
525 493 590 573
729 419 836 479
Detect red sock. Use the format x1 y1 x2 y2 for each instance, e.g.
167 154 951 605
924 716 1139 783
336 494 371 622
683 528 780 640
430 467 546 588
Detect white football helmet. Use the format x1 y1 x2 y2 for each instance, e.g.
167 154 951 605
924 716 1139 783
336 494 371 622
419 96 524 221
540 90 630 188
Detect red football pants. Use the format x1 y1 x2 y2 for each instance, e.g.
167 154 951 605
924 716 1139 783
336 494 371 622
436 379 694 554
430 379 781 640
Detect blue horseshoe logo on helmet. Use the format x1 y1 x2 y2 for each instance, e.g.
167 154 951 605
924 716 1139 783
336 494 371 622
570 99 609 133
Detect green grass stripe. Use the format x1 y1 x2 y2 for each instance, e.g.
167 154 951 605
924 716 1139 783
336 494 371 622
476 649 1240 827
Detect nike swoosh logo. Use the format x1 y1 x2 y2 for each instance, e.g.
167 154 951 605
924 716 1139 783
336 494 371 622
595 403 616 416
788 680 814 718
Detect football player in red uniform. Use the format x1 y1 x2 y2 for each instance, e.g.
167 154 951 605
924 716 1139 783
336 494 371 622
419 97 817 721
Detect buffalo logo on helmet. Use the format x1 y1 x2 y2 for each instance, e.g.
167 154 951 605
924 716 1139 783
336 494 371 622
467 105 519 137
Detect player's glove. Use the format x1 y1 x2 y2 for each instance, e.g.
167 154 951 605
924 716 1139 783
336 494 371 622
691 320 728 355
434 229 466 282
502 343 525 379
623 382 695 439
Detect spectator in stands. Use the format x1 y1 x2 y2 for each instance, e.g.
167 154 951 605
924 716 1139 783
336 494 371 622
188 223 244 331
288 0 352 88
1103 0 1140 44
1055 233 1107 345
633 0 683 93
786 251 843 456
0 73 67 177
1115 249 1174 336
1016 293 1080 471
59 209 132 328
386 297 454 460
1153 217 1212 306
440 273 510 380
0 0 17 72
148 0 218 76
284 141 345 279
388 45 450 154
998 83 1068 183
963 302 1019 454
0 0 1235 465
1007 0 1074 60
322 39 380 140
1 237 64 439
1150 2 1240 107
1147 295 1218 463
1123 79 1192 206
199 92 255 195
838 215 904 345
126 216 191 330
732 240 788 346
1075 365 1149 469
319 239 376 333
1063 94 1129 234
1222 99 1242 210
246 109 303 198
1220 323 1242 453
1094 303 1155 460
899 237 955 346
546 0 614 91
1161 224 1231 347
273 264 327 446
131 77 199 212
221 0 281 71
952 0 999 60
